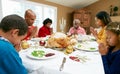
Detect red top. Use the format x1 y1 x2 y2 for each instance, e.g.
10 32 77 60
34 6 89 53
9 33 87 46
24 26 35 40
38 26 51 37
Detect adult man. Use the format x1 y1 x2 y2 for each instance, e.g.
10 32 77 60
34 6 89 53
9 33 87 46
24 9 37 40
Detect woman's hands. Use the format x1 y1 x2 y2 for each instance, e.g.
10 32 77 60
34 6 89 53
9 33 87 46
90 27 98 39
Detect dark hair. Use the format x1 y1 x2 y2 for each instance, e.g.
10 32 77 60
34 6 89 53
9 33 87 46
0 14 28 36
43 18 52 25
106 22 120 35
96 11 112 25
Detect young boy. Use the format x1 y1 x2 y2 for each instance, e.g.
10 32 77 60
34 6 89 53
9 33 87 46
0 14 28 74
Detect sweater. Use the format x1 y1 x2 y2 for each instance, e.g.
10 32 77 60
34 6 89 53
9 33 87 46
0 37 27 74
102 47 120 74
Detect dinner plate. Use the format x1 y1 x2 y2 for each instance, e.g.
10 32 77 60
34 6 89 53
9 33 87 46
77 35 96 42
74 42 98 52
26 49 57 60
30 38 42 41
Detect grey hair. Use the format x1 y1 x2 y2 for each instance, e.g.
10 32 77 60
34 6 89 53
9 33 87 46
73 19 81 24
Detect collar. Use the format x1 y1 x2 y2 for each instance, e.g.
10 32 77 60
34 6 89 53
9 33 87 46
0 36 10 42
43 25 50 29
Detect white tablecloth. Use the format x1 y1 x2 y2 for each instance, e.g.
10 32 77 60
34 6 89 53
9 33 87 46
19 41 105 74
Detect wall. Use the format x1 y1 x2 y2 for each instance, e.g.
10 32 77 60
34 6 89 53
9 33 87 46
0 0 3 21
28 0 120 34
29 0 74 33
85 0 120 27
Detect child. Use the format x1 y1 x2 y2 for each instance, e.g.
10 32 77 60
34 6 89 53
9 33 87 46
0 14 28 74
99 22 120 74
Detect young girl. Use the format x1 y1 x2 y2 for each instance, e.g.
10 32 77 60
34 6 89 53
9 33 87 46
99 22 120 74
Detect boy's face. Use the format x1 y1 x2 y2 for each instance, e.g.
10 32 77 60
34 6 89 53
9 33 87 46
106 30 119 46
10 29 27 45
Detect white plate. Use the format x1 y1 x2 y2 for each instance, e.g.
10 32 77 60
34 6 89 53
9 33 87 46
30 38 42 41
77 35 96 41
74 42 98 52
26 49 57 60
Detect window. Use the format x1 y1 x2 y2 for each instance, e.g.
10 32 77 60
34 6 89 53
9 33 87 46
0 0 57 32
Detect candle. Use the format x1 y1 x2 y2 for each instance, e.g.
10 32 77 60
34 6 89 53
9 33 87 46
64 19 66 26
62 17 64 25
59 19 61 25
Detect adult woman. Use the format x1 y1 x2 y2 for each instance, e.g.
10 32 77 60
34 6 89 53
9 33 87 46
38 18 53 37
90 11 112 45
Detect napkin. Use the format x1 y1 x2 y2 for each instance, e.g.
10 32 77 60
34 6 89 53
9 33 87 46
23 61 42 73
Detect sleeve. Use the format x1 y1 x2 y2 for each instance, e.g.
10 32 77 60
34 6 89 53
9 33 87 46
78 28 86 35
102 54 120 74
1 51 27 74
83 28 86 35
97 29 107 45
68 27 74 35
38 28 46 37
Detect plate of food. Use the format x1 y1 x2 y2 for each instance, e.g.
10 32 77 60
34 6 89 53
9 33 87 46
26 49 57 59
74 42 98 52
77 35 96 41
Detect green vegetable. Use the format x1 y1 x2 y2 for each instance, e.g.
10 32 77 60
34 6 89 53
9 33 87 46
77 44 81 48
31 50 45 57
91 38 96 41
90 48 95 50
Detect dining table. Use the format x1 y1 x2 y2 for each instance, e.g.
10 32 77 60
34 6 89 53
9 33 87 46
19 35 105 74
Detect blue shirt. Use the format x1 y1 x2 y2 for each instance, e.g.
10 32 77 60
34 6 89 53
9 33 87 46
0 38 27 74
102 47 120 74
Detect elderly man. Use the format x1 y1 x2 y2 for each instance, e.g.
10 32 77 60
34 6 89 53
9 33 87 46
24 9 38 40
68 19 86 36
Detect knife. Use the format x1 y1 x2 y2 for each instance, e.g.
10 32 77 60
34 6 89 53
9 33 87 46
59 57 66 71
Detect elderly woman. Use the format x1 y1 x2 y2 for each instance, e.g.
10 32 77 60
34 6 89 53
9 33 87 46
68 19 86 36
38 18 53 37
